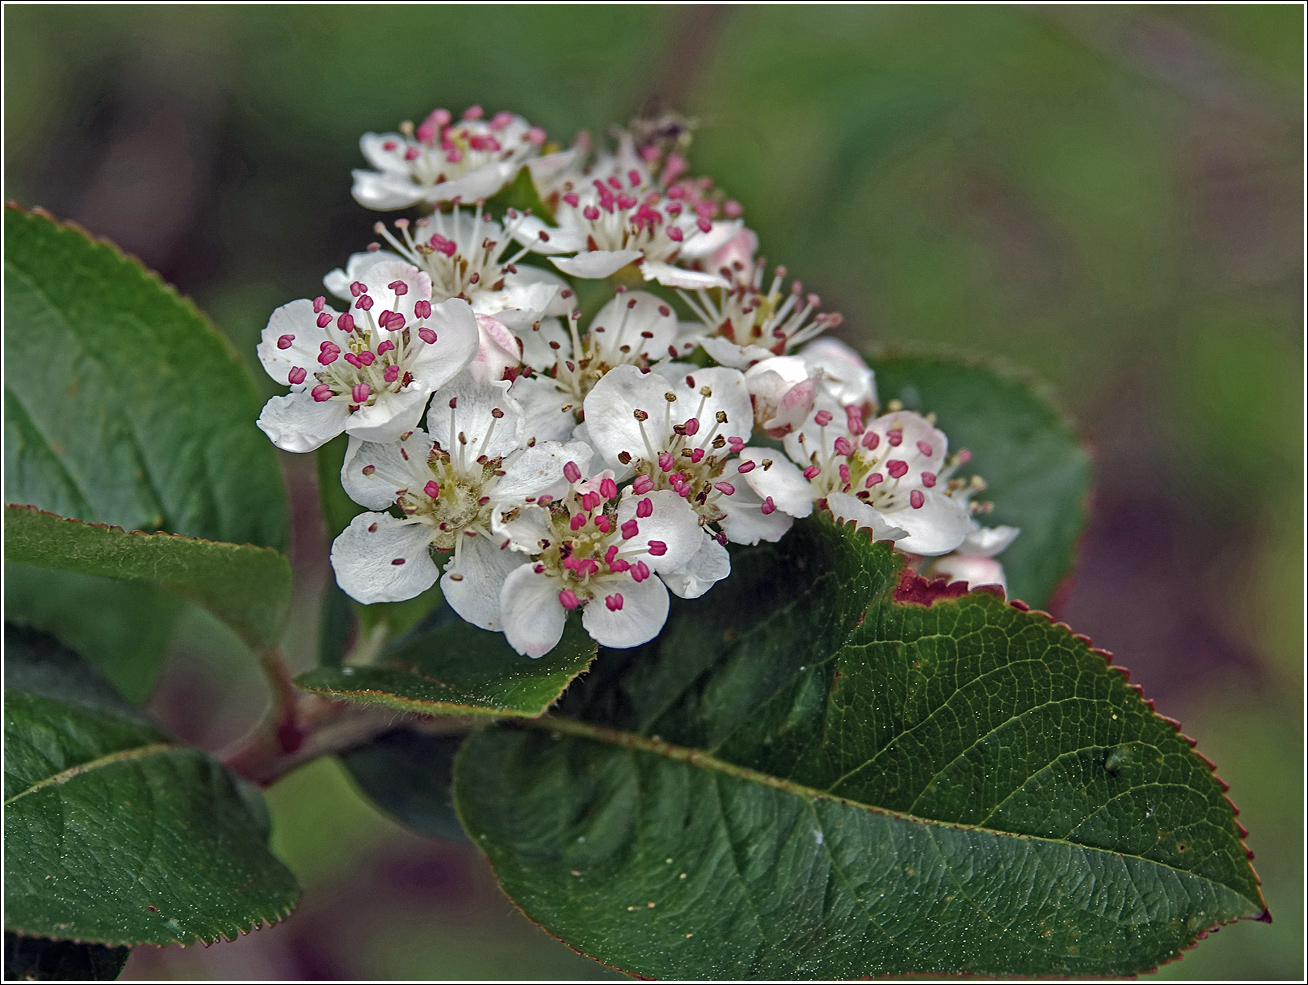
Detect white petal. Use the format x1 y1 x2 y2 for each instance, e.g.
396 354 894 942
887 491 973 556
960 524 1020 557
510 375 581 442
659 535 730 600
672 366 752 448
344 385 432 444
442 534 527 631
588 291 678 362
551 250 643 279
616 489 702 574
494 503 555 554
582 573 668 649
424 373 525 462
257 299 334 386
330 513 439 604
515 317 570 372
352 258 432 327
739 450 815 518
582 364 672 468
718 478 795 545
495 440 594 504
826 491 909 543
510 215 584 255
323 251 404 302
505 266 574 315
639 260 728 290
703 227 759 281
351 169 424 211
359 132 412 174
500 564 568 658
700 336 771 370
526 147 582 189
425 161 521 204
473 281 561 327
340 430 432 511
406 297 481 390
257 391 350 453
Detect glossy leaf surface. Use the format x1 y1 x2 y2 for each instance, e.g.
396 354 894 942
455 517 1263 979
3 626 299 947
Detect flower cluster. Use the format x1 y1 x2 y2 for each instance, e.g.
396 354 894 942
256 106 1019 656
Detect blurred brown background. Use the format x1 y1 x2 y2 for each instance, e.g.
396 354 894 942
5 5 1302 980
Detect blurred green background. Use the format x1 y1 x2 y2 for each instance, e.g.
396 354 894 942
4 5 1302 980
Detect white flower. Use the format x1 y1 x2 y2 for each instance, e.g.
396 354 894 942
681 262 843 369
922 521 1020 595
743 356 821 437
584 364 792 553
493 465 705 656
509 172 741 289
352 106 545 210
324 206 573 331
509 289 682 442
739 405 973 556
798 338 877 408
329 373 592 623
256 261 478 453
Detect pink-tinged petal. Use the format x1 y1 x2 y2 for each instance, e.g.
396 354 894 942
495 439 595 504
581 573 668 648
330 513 439 604
344 385 431 444
424 373 526 461
676 218 745 259
550 249 643 279
800 338 878 407
340 430 434 510
468 314 522 384
926 553 1008 595
886 490 973 556
615 489 701 573
499 564 569 658
351 169 426 211
959 524 1020 557
738 450 815 518
704 226 758 281
660 535 730 600
744 357 819 435
257 390 350 453
638 260 728 290
442 535 528 631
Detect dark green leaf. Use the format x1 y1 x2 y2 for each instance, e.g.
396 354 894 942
4 932 129 981
340 729 467 841
3 206 287 550
867 351 1090 609
455 516 1264 979
295 617 596 718
3 625 299 946
5 507 291 652
4 565 182 704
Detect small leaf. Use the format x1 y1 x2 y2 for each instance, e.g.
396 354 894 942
867 351 1090 609
296 617 596 718
455 516 1264 979
4 507 291 653
3 932 129 981
340 729 467 841
3 625 299 947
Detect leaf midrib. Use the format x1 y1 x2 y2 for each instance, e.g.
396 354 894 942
518 713 1262 908
5 742 179 806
